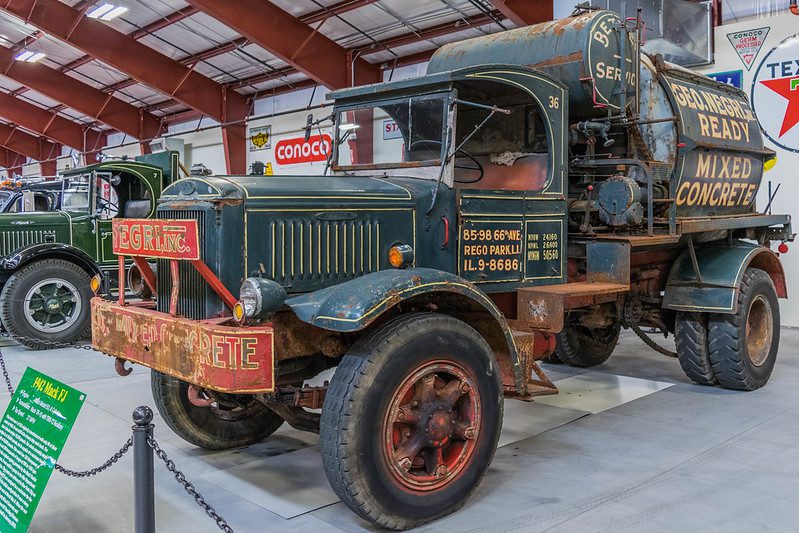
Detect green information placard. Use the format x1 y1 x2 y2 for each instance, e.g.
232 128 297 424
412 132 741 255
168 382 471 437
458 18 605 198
0 368 85 532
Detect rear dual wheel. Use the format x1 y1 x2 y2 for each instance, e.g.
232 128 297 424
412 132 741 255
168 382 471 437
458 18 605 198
675 268 779 391
320 313 502 530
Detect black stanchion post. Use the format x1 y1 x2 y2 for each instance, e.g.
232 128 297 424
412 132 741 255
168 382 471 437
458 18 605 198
132 406 155 533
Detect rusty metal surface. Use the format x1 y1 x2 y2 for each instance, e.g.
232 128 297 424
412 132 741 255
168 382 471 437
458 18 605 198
91 297 275 393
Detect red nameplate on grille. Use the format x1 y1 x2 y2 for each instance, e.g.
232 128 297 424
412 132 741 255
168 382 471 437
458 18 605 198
112 218 200 260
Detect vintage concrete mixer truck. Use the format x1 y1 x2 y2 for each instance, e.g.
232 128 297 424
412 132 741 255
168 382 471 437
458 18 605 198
91 7 792 529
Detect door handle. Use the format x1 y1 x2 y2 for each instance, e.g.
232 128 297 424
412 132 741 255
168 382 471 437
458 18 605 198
440 215 449 249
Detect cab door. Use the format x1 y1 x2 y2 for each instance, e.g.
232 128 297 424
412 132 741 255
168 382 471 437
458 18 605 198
458 190 566 291
92 172 119 264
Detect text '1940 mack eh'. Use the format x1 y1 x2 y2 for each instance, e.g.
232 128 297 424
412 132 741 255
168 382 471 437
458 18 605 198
92 8 793 530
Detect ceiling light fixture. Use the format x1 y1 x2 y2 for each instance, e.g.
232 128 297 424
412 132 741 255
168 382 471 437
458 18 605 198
87 3 128 21
14 50 46 63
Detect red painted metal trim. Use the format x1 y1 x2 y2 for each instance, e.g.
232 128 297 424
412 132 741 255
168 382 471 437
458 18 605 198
118 255 126 306
132 256 158 296
169 259 180 316
190 259 238 310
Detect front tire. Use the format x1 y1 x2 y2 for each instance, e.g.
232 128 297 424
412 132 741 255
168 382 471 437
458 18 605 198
708 268 780 391
0 259 92 349
556 322 620 367
151 371 284 450
320 313 502 530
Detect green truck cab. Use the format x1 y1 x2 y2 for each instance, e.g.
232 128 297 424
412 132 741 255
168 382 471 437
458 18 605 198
0 151 179 349
92 10 792 529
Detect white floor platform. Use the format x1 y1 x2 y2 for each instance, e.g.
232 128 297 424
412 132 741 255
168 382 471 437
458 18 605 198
1 328 798 532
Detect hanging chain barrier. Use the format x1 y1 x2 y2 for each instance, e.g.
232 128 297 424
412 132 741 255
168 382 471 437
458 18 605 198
0 342 234 532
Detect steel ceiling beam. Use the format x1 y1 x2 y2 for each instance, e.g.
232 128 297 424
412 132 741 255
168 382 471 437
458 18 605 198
0 122 59 164
185 0 382 89
0 0 249 124
352 11 503 55
0 0 250 173
302 0 380 24
490 0 552 26
1 148 25 177
0 46 162 142
0 91 105 152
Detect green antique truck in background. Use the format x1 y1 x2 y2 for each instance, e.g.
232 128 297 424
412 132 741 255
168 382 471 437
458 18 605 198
0 151 179 348
92 9 793 530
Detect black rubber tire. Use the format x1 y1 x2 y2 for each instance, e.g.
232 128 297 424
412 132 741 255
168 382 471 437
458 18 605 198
708 268 780 391
555 322 620 367
675 313 717 385
320 313 502 530
0 258 92 350
540 351 562 364
151 371 284 450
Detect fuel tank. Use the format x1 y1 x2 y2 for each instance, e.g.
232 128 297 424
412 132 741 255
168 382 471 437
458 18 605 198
427 9 636 118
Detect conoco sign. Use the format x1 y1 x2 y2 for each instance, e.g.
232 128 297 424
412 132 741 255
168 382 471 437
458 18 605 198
275 134 332 165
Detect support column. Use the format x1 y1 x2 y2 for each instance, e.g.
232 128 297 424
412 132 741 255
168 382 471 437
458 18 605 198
40 158 57 176
222 122 247 175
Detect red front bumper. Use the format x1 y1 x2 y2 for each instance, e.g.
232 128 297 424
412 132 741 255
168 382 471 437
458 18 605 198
91 297 275 393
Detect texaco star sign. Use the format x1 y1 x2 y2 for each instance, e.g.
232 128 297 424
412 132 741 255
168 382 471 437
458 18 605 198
751 34 799 152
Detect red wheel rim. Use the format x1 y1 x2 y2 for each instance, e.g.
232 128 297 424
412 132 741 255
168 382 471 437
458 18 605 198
382 360 481 492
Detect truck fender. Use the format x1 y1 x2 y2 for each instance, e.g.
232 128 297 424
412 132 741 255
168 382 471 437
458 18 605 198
285 268 528 392
0 243 101 278
662 240 786 314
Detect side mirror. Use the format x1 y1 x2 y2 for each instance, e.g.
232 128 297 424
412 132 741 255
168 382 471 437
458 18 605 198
21 190 35 212
304 114 313 142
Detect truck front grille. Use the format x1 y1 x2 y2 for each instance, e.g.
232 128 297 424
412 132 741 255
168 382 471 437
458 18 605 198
268 219 383 284
156 210 207 320
0 230 57 256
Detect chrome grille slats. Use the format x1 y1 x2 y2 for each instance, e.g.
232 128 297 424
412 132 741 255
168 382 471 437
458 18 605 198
156 210 207 320
266 218 381 286
0 230 57 256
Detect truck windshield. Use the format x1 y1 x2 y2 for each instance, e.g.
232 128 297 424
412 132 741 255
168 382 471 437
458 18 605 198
61 175 90 210
333 94 448 171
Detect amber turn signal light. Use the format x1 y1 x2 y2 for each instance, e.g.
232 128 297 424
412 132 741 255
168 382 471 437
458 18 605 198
90 274 102 294
233 301 246 323
388 244 414 268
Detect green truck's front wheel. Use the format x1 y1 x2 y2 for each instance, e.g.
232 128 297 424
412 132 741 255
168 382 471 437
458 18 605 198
151 371 284 450
0 259 92 349
320 313 503 530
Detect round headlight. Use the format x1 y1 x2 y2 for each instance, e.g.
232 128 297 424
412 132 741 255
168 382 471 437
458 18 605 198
237 277 288 319
238 278 262 318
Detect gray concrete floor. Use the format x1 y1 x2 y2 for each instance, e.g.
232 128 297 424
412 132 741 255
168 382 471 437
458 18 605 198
2 328 799 532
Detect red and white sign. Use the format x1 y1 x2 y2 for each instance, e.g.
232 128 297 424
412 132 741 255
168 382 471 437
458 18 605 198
275 134 332 165
112 218 200 260
727 27 770 71
751 34 799 153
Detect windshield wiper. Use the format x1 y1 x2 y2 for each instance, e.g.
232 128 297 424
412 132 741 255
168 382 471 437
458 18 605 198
427 101 511 215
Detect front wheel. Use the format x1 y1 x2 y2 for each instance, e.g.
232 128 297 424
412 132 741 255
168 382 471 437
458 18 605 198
708 268 780 391
320 313 502 530
151 371 284 450
0 259 92 349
